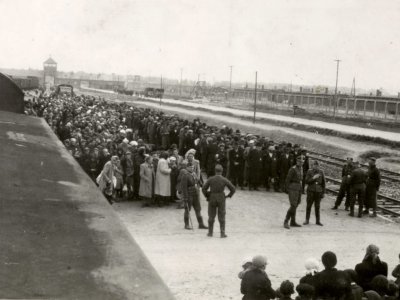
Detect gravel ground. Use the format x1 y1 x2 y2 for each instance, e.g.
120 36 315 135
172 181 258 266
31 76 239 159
114 191 400 300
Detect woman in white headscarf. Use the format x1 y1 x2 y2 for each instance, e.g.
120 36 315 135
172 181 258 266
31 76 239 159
98 155 119 205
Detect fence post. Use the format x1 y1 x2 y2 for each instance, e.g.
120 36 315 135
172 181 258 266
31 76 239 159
363 100 367 118
373 101 377 117
396 103 399 122
346 98 349 116
353 99 357 116
384 102 388 119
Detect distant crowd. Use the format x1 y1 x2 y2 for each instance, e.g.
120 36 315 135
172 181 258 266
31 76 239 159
24 90 380 219
240 246 400 300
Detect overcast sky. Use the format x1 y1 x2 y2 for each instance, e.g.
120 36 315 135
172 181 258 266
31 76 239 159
1 0 399 92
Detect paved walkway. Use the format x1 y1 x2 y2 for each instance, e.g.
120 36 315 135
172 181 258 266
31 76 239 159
142 96 400 142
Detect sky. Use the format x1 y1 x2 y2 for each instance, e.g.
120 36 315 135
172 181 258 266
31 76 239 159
1 0 400 92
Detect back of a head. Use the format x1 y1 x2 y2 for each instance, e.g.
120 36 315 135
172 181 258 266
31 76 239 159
280 280 295 296
252 255 267 269
321 251 337 269
296 283 314 299
343 269 358 283
215 164 223 174
370 274 388 296
387 280 399 297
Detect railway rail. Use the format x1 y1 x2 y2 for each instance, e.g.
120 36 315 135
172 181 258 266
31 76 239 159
308 150 400 182
325 176 400 218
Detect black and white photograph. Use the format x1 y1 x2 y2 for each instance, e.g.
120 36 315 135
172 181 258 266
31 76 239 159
1 0 400 299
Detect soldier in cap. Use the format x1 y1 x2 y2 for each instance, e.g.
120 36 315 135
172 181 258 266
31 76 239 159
348 161 367 217
303 160 325 226
365 157 380 217
202 164 235 238
332 157 354 211
284 156 303 229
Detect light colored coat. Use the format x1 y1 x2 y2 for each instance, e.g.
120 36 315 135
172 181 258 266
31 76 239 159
139 162 154 198
154 158 171 196
98 161 114 192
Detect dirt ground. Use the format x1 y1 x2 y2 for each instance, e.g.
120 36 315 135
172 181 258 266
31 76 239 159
114 191 400 300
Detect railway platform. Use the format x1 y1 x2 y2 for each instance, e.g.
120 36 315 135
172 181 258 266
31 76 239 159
0 111 174 299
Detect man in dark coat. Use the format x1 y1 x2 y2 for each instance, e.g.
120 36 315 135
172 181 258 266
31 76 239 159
215 143 228 177
229 142 245 189
206 138 218 176
301 150 310 194
303 160 325 226
355 244 388 291
349 161 367 217
202 164 235 238
332 157 354 210
279 147 294 193
240 255 276 300
364 157 381 217
248 141 262 191
284 156 303 229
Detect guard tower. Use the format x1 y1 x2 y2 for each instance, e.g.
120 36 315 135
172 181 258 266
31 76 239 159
43 57 57 89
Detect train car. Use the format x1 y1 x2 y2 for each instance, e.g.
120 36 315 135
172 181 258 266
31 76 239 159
143 87 164 98
55 84 74 96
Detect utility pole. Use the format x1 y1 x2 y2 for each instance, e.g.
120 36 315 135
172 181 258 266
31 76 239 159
229 65 233 90
253 71 258 124
160 75 163 106
351 77 356 96
180 68 183 96
333 59 341 117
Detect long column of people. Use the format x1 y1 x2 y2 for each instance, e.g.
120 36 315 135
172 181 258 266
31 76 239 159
24 91 399 300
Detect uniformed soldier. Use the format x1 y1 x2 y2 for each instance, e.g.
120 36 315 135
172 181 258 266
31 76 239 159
202 164 235 238
303 160 325 226
365 157 380 217
332 157 354 210
349 161 367 218
180 162 208 229
284 156 303 229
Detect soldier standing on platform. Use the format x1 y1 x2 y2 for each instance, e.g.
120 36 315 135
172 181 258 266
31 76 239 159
332 157 353 211
365 157 380 217
284 156 303 229
303 160 325 226
202 164 235 238
349 161 367 218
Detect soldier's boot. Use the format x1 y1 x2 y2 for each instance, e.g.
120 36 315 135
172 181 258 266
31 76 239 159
316 209 323 226
349 206 354 217
184 216 191 230
197 216 208 229
220 221 227 238
290 210 302 227
284 211 290 229
207 221 214 237
304 207 311 225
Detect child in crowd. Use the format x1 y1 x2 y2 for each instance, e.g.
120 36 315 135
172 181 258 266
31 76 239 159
276 280 295 300
295 283 314 300
238 257 254 279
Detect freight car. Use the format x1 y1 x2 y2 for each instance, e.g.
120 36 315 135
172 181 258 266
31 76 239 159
10 76 39 90
144 87 164 98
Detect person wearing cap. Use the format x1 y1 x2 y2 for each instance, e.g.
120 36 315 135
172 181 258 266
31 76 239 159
365 157 381 217
240 255 276 300
202 164 235 238
229 141 245 189
355 244 388 291
332 157 354 211
348 161 367 217
303 160 325 226
247 140 262 191
180 161 208 229
284 156 303 229
279 147 294 193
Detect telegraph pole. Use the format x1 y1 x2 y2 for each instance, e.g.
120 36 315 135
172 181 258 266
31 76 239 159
229 65 233 90
180 68 183 96
253 71 258 124
333 59 341 117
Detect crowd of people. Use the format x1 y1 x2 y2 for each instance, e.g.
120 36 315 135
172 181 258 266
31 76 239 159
24 91 397 298
240 246 400 300
24 90 382 228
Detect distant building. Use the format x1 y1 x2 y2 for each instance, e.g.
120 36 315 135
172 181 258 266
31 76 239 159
43 57 57 89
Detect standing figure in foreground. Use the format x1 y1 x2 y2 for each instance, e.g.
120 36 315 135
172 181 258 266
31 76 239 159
284 156 303 229
332 157 353 211
365 157 380 217
304 160 325 226
180 162 208 230
202 164 235 238
349 161 367 218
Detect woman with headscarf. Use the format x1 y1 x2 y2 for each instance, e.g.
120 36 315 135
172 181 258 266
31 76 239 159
154 151 172 206
355 244 388 291
139 155 155 207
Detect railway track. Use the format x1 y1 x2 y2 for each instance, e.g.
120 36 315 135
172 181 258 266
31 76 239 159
325 176 400 218
308 150 400 182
